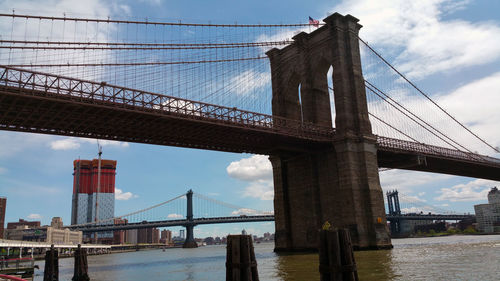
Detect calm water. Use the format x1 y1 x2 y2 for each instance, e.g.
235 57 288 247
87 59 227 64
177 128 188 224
34 235 500 280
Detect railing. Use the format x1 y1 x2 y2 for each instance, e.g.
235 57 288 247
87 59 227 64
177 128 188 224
0 66 334 140
377 136 500 166
0 274 29 281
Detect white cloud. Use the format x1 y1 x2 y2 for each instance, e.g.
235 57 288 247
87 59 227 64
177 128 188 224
242 181 274 201
167 213 183 219
435 179 499 202
138 0 163 6
115 188 137 200
333 0 500 79
227 155 274 201
81 139 130 148
399 194 427 203
231 208 258 216
50 138 81 150
231 208 273 216
27 213 42 220
227 155 272 181
401 207 433 214
49 137 129 151
0 167 6 174
437 72 500 152
380 169 451 193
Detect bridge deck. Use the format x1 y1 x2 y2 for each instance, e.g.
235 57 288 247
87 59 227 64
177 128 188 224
1 66 500 180
69 214 474 232
69 215 276 232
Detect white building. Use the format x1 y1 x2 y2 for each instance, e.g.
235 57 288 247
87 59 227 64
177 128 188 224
474 187 500 233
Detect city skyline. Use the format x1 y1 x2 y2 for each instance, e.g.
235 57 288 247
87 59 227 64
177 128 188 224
1 0 500 238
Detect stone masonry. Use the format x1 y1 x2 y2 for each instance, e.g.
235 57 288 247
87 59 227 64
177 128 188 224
267 13 391 251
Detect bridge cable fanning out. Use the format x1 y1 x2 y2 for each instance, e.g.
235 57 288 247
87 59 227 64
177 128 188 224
193 192 273 215
0 13 322 114
358 37 499 154
396 192 459 215
71 192 187 226
364 82 484 159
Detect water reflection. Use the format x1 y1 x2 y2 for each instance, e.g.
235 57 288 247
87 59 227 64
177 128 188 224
274 252 319 281
355 249 398 280
33 235 500 281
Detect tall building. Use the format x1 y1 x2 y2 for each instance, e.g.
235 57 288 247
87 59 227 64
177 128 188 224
475 187 500 233
113 218 128 244
51 217 64 228
0 197 6 238
71 159 117 239
126 229 138 244
160 229 172 245
137 225 160 244
152 228 160 244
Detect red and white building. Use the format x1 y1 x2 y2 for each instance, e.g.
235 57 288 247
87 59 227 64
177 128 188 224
71 159 116 240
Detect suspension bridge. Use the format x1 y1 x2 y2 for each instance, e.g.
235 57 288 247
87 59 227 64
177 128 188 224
68 190 275 248
67 189 474 247
0 12 499 251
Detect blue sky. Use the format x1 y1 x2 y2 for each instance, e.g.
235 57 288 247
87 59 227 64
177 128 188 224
1 0 500 238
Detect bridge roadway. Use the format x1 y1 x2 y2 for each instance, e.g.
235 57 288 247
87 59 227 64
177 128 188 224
69 214 474 233
1 66 500 180
385 214 474 221
68 215 276 233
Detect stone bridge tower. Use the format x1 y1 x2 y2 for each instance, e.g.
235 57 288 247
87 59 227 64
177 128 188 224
267 13 391 251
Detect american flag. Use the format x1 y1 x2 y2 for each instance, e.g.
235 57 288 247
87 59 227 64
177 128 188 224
309 16 319 27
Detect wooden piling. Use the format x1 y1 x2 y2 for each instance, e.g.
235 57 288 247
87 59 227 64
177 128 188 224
318 226 359 281
72 244 90 281
43 245 58 281
226 235 259 281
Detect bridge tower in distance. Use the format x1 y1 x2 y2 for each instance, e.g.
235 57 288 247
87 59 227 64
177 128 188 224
183 189 198 248
386 190 401 234
266 13 391 251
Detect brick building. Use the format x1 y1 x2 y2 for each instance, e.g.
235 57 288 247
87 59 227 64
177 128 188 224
7 219 40 229
0 197 5 238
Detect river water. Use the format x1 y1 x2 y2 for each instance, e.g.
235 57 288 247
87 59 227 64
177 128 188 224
34 234 500 280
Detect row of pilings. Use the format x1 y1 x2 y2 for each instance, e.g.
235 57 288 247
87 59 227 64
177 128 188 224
43 244 89 281
43 225 357 281
226 225 358 281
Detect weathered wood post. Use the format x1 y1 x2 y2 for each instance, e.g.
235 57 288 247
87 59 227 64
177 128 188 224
72 244 90 281
226 235 259 281
318 222 358 281
43 244 58 281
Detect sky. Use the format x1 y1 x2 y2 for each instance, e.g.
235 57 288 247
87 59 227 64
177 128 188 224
1 0 500 238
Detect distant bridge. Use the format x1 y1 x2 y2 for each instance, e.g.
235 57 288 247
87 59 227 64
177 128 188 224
68 190 474 244
69 215 276 232
69 213 472 232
